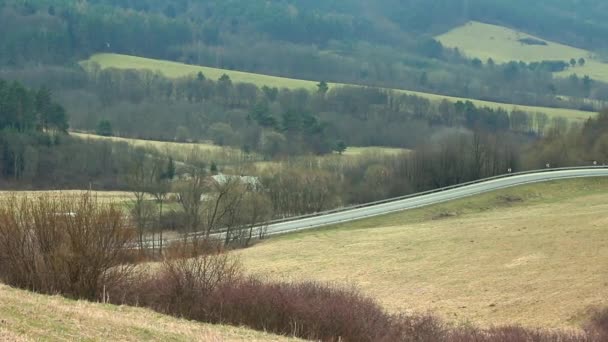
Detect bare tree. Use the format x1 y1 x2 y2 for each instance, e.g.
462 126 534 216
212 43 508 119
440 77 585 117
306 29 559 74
236 191 273 246
149 157 174 255
176 165 207 238
201 176 244 241
127 150 154 249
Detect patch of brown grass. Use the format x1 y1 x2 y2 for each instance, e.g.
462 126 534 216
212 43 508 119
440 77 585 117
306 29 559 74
0 190 137 203
236 178 608 329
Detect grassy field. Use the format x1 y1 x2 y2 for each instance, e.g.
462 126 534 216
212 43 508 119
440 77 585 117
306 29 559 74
0 285 299 342
73 131 411 173
82 53 595 121
254 146 411 171
342 146 409 156
437 21 608 84
71 132 254 165
0 190 138 203
237 177 608 329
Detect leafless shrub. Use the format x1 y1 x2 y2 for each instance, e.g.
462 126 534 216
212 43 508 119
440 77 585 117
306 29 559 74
0 194 136 301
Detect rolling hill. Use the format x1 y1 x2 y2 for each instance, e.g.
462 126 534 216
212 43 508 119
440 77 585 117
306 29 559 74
82 53 595 121
236 177 608 328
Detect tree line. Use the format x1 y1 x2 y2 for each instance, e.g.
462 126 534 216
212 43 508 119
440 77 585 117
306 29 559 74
7 66 563 159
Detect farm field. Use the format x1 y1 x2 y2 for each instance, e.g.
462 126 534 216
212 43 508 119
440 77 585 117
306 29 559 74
436 21 608 83
342 146 409 156
253 146 411 172
71 132 254 165
0 284 299 341
73 131 410 172
0 190 137 203
82 53 594 121
236 177 608 328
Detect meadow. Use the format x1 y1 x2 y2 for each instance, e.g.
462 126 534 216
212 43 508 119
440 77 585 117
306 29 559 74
0 190 137 203
71 132 255 166
236 177 608 328
82 53 594 121
437 21 608 84
73 131 411 174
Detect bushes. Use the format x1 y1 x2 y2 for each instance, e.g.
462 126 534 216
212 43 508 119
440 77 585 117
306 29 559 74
138 251 402 341
207 279 399 341
135 249 608 342
587 308 608 339
0 195 136 301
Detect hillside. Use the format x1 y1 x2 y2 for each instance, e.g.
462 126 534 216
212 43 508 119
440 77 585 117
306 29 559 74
236 177 608 328
4 0 608 118
83 53 595 121
0 285 299 341
437 21 608 83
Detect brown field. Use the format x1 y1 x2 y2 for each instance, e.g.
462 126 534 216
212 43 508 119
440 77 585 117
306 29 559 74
237 178 608 329
0 190 138 203
0 284 300 341
253 146 411 172
70 132 254 165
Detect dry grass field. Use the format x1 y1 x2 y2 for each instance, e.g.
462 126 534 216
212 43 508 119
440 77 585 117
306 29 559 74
0 285 300 342
71 132 251 165
82 53 594 121
437 21 608 84
253 146 411 172
0 190 137 203
342 146 409 156
237 178 608 329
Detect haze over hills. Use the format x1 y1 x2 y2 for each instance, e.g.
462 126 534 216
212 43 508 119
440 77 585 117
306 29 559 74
2 0 608 341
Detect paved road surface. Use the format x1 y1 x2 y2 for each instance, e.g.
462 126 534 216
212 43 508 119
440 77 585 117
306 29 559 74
262 168 608 236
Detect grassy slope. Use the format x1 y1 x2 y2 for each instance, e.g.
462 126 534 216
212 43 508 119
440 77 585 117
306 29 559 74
71 132 228 153
71 132 256 168
437 21 608 83
82 53 594 121
237 177 608 328
0 285 299 342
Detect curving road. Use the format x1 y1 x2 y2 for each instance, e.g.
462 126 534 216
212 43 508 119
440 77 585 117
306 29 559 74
262 168 608 236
